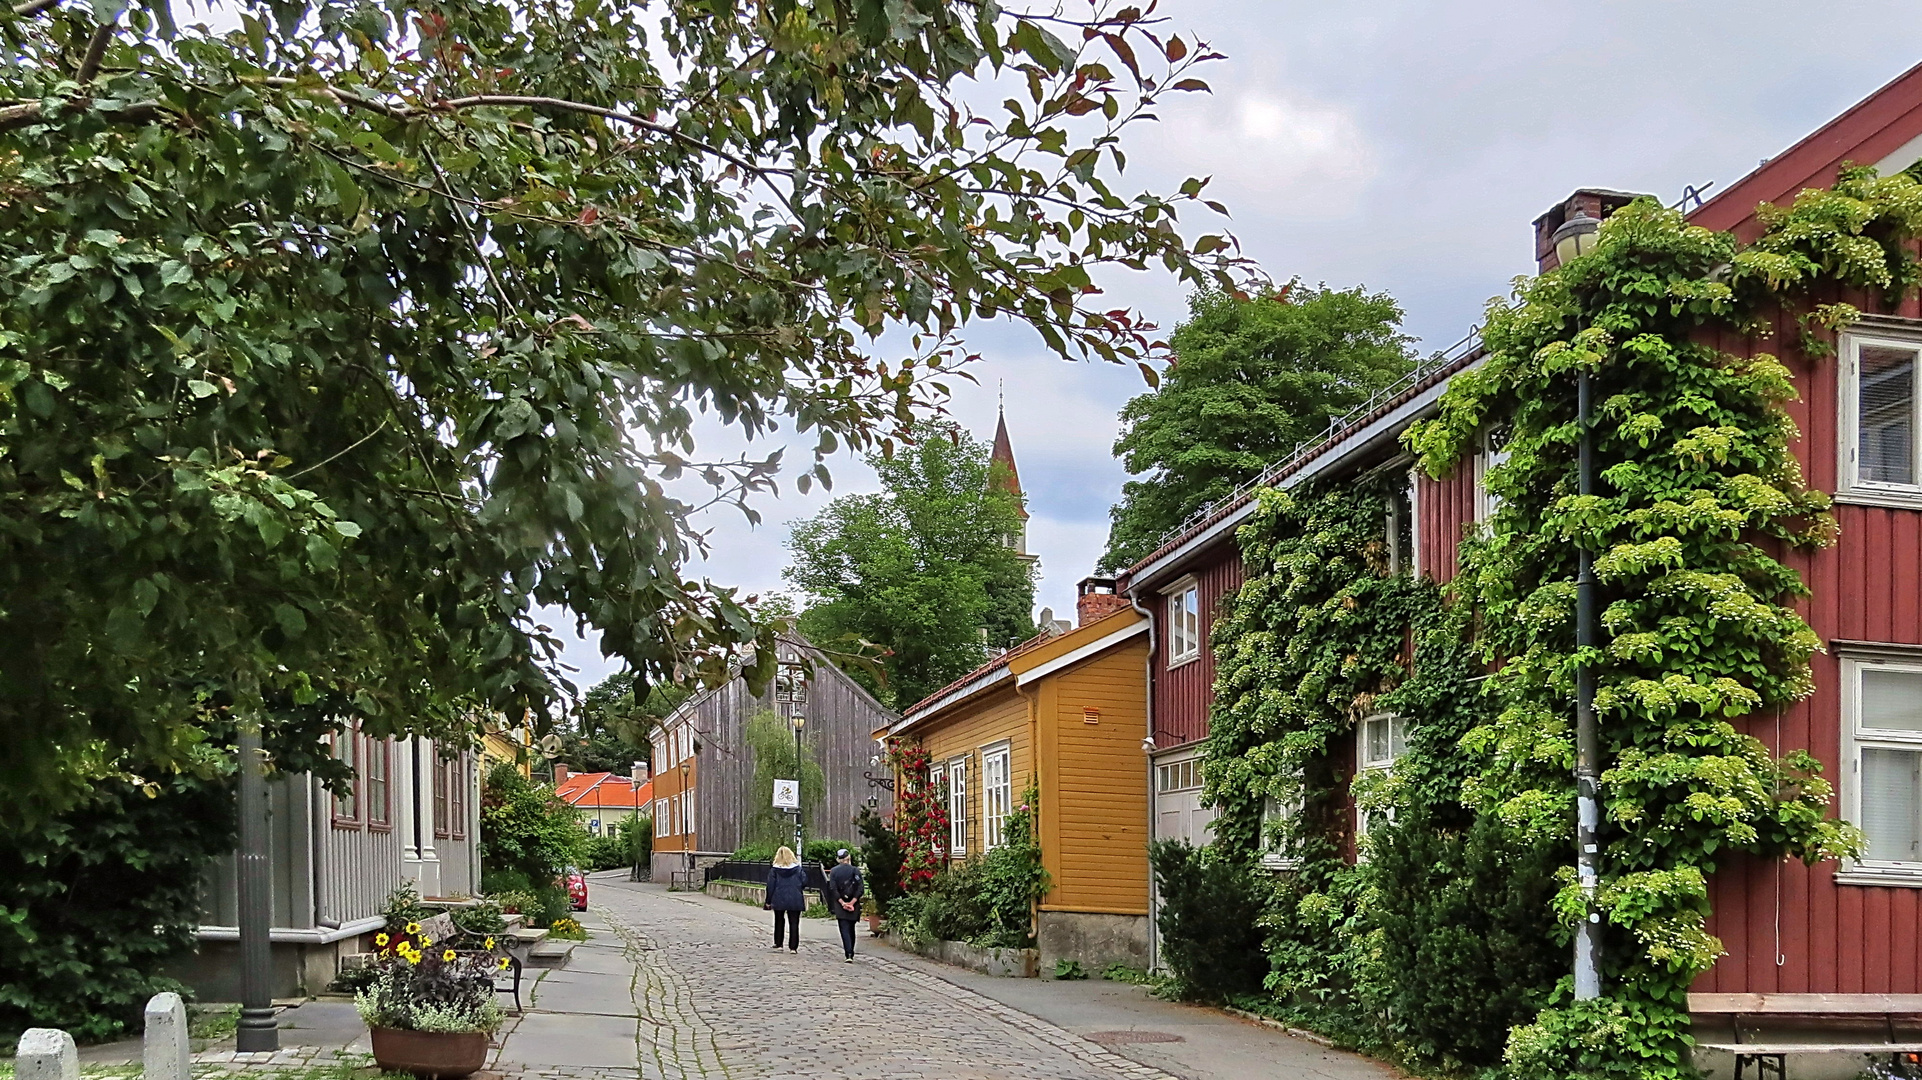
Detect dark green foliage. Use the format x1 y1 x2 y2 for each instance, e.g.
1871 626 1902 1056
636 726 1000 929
0 772 235 1042
804 839 853 868
887 794 1045 949
479 763 584 896
1101 286 1415 571
786 421 1036 709
625 816 652 874
1367 810 1565 1069
856 806 905 916
0 0 1245 820
1146 840 1267 1000
582 830 628 872
557 674 687 774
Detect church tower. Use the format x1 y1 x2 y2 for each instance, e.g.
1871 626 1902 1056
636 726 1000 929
989 404 1037 562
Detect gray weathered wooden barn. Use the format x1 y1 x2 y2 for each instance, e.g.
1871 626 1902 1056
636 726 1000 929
649 634 896 881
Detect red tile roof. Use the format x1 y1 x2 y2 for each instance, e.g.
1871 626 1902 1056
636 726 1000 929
555 772 652 810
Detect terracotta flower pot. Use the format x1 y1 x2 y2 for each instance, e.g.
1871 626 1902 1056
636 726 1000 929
866 913 884 936
370 1026 490 1079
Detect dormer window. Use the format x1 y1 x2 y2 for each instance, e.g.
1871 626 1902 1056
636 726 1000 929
1841 330 1922 506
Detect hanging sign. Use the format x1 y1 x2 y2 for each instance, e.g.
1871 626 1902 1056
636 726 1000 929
772 779 800 810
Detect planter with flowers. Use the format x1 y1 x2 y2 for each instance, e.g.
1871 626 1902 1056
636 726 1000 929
355 924 509 1079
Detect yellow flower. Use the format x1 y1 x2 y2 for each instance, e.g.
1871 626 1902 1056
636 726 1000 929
404 951 421 965
404 922 421 935
498 957 511 970
374 933 390 946
442 949 456 962
483 937 495 950
420 936 433 946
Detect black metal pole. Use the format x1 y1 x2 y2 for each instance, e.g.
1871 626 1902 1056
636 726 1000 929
1574 369 1603 1000
235 722 279 1051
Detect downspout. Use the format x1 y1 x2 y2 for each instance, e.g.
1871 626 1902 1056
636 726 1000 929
1127 585 1161 973
1014 677 1043 948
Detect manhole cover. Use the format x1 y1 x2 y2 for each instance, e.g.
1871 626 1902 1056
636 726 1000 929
1086 1031 1185 1046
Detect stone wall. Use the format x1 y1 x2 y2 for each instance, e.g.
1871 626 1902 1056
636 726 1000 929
1036 911 1149 975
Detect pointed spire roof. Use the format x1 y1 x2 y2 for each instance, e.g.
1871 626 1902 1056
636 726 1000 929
989 405 1028 520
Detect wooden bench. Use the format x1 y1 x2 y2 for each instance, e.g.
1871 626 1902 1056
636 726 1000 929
1690 993 1922 1079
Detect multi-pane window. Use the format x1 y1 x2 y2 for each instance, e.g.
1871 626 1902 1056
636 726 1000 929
1260 793 1302 870
1355 713 1406 841
982 744 1013 849
364 736 392 828
655 801 669 838
948 757 969 856
1388 470 1418 576
1155 753 1216 846
1843 333 1922 497
433 754 451 839
331 725 360 825
1167 583 1201 665
681 791 692 839
1475 425 1512 522
448 755 467 839
1843 656 1922 880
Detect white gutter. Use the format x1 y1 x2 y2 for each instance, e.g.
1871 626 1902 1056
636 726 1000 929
1014 621 1148 687
889 665 1014 736
196 915 385 945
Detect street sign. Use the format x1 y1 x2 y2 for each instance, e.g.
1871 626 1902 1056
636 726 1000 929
772 779 800 810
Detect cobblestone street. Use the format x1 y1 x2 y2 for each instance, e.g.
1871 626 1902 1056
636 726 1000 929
483 874 1392 1080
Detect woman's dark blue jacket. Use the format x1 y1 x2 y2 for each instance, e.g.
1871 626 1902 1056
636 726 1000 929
765 864 806 912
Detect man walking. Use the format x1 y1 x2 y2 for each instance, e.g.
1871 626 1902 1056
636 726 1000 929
825 848 864 962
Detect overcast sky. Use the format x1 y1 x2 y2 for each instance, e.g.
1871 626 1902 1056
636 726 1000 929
550 1 1922 691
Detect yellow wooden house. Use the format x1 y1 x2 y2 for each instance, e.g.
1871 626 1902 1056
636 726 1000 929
882 585 1149 973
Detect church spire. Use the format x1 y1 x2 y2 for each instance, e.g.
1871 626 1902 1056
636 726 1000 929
988 402 1035 561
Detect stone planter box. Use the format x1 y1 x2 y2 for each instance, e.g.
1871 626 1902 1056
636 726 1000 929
898 936 1038 978
369 1027 489 1079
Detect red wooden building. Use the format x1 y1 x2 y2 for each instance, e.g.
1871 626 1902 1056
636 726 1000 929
1119 60 1922 1009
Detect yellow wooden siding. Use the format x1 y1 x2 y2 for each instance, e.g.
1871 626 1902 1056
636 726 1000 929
918 684 1031 860
1040 638 1150 915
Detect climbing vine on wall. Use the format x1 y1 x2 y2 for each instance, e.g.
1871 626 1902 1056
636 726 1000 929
887 740 947 892
1401 172 1922 1077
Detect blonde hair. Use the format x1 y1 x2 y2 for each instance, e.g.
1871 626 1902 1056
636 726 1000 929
772 846 799 868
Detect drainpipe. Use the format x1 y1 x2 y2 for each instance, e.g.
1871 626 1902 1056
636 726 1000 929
1573 369 1603 1000
1127 585 1161 973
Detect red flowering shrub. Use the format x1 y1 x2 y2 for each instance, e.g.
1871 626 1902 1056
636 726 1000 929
887 741 947 892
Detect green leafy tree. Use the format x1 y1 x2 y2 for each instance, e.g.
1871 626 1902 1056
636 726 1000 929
786 422 1034 708
555 673 686 775
742 709 824 848
479 761 586 895
0 0 1247 817
1100 286 1414 571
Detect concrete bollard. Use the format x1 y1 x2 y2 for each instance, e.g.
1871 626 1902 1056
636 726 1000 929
144 992 191 1080
15 1028 79 1080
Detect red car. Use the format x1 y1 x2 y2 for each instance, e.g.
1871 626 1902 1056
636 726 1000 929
564 866 588 911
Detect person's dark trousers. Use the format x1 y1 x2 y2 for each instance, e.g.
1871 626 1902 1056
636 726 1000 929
837 918 856 959
773 909 800 950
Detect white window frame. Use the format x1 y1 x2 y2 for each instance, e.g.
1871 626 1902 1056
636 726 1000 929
981 742 1013 849
655 800 668 837
1474 426 1510 523
948 755 969 856
1354 712 1407 844
1388 468 1420 577
1154 748 1216 847
1838 329 1922 508
1838 649 1922 886
1260 792 1303 871
1164 578 1201 667
929 762 948 853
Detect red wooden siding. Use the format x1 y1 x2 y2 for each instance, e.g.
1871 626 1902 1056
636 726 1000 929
1694 288 1922 994
1152 544 1246 749
1417 467 1476 585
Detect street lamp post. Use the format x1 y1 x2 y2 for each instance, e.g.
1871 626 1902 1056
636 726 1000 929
235 721 279 1051
790 713 805 861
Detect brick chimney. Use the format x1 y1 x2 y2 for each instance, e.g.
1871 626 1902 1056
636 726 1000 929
554 764 570 785
1076 576 1130 626
631 761 650 785
1531 188 1648 274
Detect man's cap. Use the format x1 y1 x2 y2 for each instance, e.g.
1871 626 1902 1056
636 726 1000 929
836 848 849 858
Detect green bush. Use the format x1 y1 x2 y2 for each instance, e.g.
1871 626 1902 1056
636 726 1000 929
0 774 235 1042
583 830 627 872
856 806 905 916
804 838 853 867
1148 839 1268 1001
1366 810 1565 1069
625 815 652 872
479 762 584 894
730 841 778 863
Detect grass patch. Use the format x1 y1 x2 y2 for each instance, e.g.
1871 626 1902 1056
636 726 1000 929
189 1004 240 1042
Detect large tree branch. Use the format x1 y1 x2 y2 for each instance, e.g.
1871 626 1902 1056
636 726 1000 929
76 21 114 83
11 0 59 16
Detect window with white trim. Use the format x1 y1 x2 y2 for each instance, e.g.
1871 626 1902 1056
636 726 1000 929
929 761 948 852
1475 425 1511 523
331 725 360 826
1166 582 1201 666
1388 469 1418 577
1841 332 1922 503
982 743 1013 849
655 800 668 837
1260 792 1303 870
948 756 969 856
1355 712 1406 841
1841 653 1922 883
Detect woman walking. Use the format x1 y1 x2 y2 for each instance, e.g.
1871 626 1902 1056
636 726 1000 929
763 846 806 953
